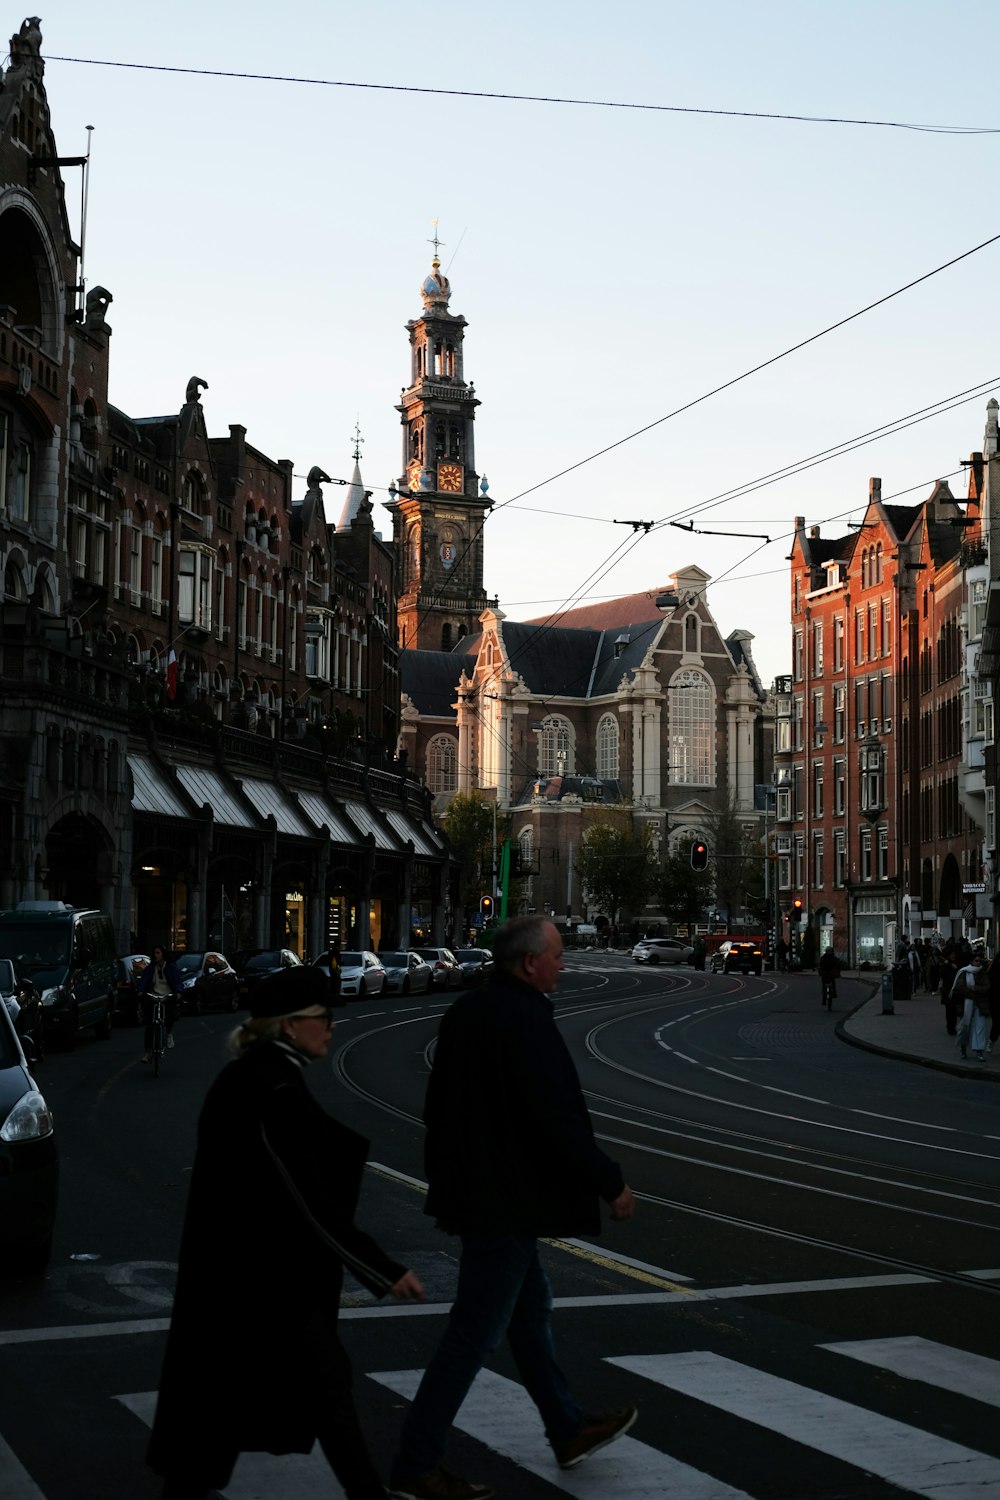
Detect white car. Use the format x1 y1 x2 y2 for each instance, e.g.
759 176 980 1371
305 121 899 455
632 937 694 965
336 951 387 998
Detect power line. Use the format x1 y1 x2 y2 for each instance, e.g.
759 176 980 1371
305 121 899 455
44 55 1000 135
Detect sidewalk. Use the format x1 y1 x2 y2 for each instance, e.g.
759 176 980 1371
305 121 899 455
833 972 1000 1082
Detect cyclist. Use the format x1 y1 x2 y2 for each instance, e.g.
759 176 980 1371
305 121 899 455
818 946 840 1009
138 944 182 1063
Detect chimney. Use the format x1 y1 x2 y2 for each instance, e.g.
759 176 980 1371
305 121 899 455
869 477 882 505
809 526 820 540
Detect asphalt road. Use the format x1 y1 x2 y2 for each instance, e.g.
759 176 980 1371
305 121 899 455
2 957 999 1499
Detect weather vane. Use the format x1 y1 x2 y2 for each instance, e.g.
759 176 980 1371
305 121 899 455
351 419 364 463
428 217 445 262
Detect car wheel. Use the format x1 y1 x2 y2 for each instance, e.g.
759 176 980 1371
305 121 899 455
94 999 113 1040
227 988 239 1013
60 1008 78 1051
359 979 367 998
401 978 410 995
649 954 660 964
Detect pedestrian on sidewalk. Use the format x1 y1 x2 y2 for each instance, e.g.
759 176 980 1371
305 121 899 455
388 915 637 1500
147 965 425 1500
939 945 960 1037
987 955 1000 1055
137 945 182 1062
954 953 990 1060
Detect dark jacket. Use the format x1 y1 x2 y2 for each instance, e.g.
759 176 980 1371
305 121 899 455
148 1038 406 1478
137 958 182 996
423 971 624 1238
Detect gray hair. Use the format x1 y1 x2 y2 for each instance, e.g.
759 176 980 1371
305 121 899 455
492 915 556 972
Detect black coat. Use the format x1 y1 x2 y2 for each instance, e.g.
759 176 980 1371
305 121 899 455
424 972 624 1238
148 1038 406 1476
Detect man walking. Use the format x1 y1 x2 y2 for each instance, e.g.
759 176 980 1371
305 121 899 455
389 916 636 1500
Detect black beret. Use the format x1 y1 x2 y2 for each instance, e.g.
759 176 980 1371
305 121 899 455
249 964 337 1020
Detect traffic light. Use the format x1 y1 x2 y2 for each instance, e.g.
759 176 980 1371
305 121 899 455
479 895 495 923
690 840 708 872
791 897 803 922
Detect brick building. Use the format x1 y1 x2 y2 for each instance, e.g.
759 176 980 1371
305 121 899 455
0 20 449 957
777 464 988 965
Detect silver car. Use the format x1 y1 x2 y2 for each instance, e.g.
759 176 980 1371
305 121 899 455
632 937 694 965
378 952 434 996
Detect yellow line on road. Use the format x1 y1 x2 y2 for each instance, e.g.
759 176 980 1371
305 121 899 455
541 1238 696 1293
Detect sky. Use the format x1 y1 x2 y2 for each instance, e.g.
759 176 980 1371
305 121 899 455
21 1 1000 689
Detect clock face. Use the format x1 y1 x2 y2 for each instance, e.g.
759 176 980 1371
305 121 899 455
437 462 464 493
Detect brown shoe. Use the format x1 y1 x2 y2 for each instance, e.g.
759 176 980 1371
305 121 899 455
387 1468 494 1500
553 1406 638 1469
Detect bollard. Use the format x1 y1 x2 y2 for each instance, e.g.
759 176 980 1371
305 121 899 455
881 971 894 1015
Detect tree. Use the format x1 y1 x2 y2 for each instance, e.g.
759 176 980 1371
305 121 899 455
705 800 766 932
438 792 496 893
575 815 656 926
656 848 713 928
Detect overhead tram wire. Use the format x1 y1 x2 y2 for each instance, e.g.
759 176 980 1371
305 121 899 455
45 55 1000 135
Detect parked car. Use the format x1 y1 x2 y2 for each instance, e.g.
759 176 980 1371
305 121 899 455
711 939 764 976
114 954 150 1026
0 958 45 1065
231 949 303 1004
327 951 386 999
176 951 240 1013
453 948 494 987
378 951 434 996
0 997 57 1272
414 947 464 990
632 937 694 966
0 902 116 1047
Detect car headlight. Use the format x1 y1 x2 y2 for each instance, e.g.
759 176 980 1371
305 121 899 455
40 987 62 1007
1 1089 54 1142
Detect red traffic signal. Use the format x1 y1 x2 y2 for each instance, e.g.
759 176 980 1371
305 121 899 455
479 895 495 922
690 840 708 872
791 897 804 921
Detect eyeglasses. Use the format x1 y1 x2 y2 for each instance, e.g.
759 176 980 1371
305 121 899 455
290 1009 336 1027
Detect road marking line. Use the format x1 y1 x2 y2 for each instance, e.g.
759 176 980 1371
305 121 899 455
0 1434 46 1500
823 1335 1000 1407
609 1350 1000 1500
372 1367 752 1498
368 1162 694 1288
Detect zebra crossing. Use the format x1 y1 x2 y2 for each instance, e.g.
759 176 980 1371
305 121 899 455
98 1335 1000 1500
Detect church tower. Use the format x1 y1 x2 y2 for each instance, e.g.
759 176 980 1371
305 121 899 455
387 245 492 651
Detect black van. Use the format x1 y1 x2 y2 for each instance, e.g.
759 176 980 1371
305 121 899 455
0 903 117 1046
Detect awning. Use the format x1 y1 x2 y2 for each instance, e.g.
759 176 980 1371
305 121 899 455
175 765 255 828
294 791 362 847
129 754 190 820
240 777 312 838
382 808 442 858
342 800 398 850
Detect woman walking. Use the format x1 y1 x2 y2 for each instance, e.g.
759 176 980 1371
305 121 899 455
147 964 425 1498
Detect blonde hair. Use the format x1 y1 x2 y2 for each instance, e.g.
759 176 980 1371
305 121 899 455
227 1015 282 1056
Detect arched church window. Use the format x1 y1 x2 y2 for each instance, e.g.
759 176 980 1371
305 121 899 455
441 623 452 651
434 421 446 459
596 714 619 779
427 734 458 794
538 716 574 778
669 670 714 786
3 556 26 600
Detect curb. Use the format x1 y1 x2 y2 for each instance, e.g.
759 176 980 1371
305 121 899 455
836 989 1000 1083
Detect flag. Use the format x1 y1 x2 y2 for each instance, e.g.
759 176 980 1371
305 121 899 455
165 648 178 702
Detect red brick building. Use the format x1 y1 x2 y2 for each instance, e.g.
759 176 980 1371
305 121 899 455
777 471 986 964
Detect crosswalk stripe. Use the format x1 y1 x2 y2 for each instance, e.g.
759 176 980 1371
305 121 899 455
116 1394 347 1498
609 1351 1000 1500
822 1336 1000 1408
372 1367 752 1498
0 1434 47 1500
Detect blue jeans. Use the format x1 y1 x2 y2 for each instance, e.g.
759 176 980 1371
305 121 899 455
394 1234 583 1478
